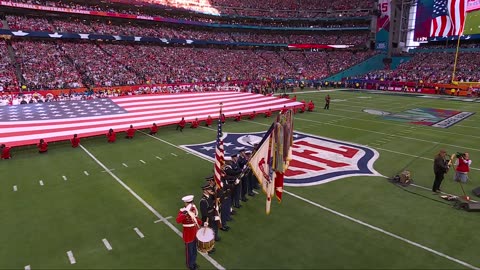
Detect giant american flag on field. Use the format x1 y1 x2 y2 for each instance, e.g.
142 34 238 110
430 0 467 37
0 92 303 147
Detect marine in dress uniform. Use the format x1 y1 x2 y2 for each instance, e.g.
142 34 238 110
237 149 249 202
176 195 202 270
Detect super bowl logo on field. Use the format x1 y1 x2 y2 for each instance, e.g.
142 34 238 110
182 132 381 187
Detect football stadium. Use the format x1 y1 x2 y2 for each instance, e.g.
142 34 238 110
1 0 480 269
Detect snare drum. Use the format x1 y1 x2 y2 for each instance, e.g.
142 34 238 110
196 227 215 253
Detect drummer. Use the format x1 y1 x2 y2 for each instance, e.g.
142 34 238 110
200 183 219 253
176 195 202 270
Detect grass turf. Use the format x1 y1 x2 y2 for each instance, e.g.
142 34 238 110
1 89 480 269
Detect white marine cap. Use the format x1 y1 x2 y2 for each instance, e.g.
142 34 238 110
182 195 194 203
224 156 232 161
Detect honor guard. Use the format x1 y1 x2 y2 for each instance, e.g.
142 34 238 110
176 195 202 270
237 148 249 202
225 154 242 208
200 184 220 252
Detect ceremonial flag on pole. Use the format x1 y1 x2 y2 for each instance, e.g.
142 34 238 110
248 124 275 214
213 104 224 189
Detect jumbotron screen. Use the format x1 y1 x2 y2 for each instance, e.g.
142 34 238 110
107 0 220 15
414 0 480 41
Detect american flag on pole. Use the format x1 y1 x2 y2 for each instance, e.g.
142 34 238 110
0 92 302 147
213 104 224 189
430 0 467 37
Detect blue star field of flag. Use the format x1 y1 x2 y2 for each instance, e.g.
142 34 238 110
433 0 449 18
0 99 127 122
185 132 304 159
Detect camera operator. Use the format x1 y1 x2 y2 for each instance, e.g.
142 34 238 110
432 149 450 193
454 152 472 184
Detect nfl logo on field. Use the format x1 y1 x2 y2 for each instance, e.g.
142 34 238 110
183 131 381 187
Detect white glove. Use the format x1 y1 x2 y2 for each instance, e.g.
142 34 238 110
215 216 220 221
180 207 186 212
204 222 209 227
235 179 240 185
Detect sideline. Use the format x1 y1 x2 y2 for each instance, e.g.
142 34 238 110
79 145 225 270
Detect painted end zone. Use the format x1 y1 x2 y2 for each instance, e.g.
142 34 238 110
382 108 475 128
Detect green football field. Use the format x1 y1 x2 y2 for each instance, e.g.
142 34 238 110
1 89 480 270
464 10 480 35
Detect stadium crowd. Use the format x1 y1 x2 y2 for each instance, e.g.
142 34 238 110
4 15 369 46
5 0 372 19
0 40 18 92
359 52 480 83
1 38 374 90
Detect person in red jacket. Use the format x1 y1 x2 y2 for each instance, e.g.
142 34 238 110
191 118 199 128
307 100 315 111
176 195 202 270
281 105 288 114
126 125 136 139
234 112 242 122
38 139 48 153
291 95 297 101
107 128 116 143
150 123 158 135
264 109 272 118
220 113 226 124
177 117 186 132
454 152 472 184
205 115 213 127
248 111 256 120
299 100 306 113
71 134 80 148
1 144 11 159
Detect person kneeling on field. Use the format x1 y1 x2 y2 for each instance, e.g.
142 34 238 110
38 139 48 154
177 117 186 132
126 125 136 139
191 118 199 128
150 123 158 135
107 128 116 143
71 134 80 148
1 144 12 159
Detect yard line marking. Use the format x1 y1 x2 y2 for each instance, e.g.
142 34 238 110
143 128 480 270
101 168 116 173
79 145 224 270
155 156 162 160
284 190 480 270
171 153 178 157
24 265 30 270
62 175 67 181
140 160 146 164
66 251 76 264
134 227 145 238
84 171 89 176
154 216 173 223
13 185 17 192
122 163 128 167
39 180 44 186
102 238 113 251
